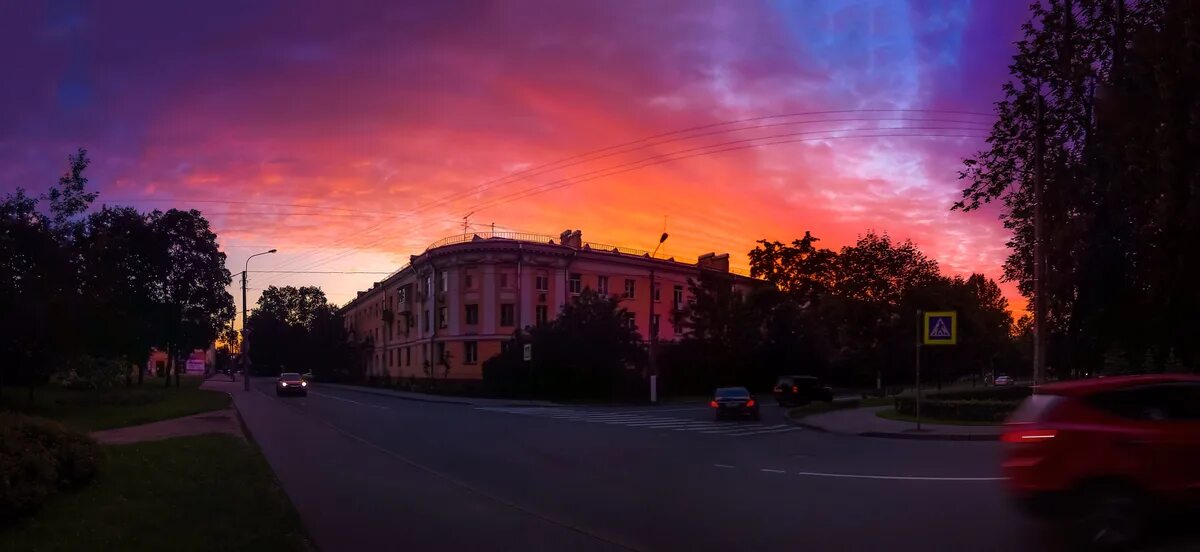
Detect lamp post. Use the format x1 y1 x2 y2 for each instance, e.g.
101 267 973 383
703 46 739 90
649 232 668 404
243 248 277 391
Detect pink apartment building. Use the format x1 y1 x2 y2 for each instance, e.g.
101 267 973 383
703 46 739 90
340 230 758 381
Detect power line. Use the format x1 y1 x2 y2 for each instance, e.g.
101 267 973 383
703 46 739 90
468 127 989 214
282 128 988 276
267 111 995 280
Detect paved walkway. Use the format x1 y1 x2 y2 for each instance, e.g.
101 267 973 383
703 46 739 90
794 405 1004 441
90 407 243 444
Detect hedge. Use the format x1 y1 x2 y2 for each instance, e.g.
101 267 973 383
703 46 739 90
893 397 1017 422
0 415 101 520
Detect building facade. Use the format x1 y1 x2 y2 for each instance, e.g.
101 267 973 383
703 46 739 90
340 230 758 381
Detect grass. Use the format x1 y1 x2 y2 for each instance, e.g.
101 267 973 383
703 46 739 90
0 376 230 432
875 407 1001 426
0 434 310 552
787 396 893 420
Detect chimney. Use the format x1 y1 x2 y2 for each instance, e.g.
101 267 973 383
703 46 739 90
697 252 730 272
559 229 583 249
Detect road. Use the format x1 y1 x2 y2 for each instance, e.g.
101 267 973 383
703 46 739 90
225 380 1191 551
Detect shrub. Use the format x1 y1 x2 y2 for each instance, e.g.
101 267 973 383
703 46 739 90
0 415 101 520
49 356 128 390
893 397 1016 422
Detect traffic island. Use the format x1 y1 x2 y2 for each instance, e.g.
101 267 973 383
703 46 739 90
789 404 1004 441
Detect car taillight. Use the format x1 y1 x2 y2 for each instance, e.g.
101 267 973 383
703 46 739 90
746 399 755 407
710 400 719 408
792 386 798 393
1001 429 1057 443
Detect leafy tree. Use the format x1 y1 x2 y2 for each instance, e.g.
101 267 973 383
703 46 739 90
483 289 644 399
149 209 236 386
246 285 356 380
958 0 1200 372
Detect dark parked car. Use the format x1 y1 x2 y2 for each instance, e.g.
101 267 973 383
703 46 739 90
711 387 760 421
1003 374 1200 550
276 372 308 396
773 375 833 406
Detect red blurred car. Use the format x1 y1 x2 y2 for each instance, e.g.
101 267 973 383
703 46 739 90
1002 374 1200 549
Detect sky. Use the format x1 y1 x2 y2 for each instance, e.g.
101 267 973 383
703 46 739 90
1 0 1029 319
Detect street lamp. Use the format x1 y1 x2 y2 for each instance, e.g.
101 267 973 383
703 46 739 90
649 232 668 404
243 248 277 391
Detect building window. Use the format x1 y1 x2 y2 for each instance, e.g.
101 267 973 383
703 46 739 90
652 314 660 335
398 287 407 304
623 312 635 330
438 306 448 328
388 349 393 367
405 346 411 366
674 319 683 336
652 282 661 302
673 285 684 310
436 342 446 363
500 304 515 326
465 273 475 290
464 341 478 364
423 310 430 332
465 304 479 325
568 273 582 294
624 279 635 298
597 275 609 295
535 305 549 325
535 274 549 291
499 273 509 288
426 276 432 296
407 312 414 328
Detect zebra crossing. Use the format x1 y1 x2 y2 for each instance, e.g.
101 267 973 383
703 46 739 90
478 407 803 437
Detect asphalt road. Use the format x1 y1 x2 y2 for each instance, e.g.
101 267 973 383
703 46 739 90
228 380 1196 552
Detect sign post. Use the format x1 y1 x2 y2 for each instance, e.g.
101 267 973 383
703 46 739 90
522 343 532 362
919 311 957 431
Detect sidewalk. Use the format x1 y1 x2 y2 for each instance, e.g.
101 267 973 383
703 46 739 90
792 405 1004 441
89 407 243 444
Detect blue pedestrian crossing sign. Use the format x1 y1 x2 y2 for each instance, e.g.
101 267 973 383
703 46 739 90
923 311 957 345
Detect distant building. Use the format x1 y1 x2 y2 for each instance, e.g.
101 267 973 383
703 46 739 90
340 229 758 381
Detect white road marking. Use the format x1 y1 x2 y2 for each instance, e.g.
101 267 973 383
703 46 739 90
760 469 787 474
794 471 1006 482
308 391 389 409
713 464 735 469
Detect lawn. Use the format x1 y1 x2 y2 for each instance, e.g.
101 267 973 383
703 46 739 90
0 376 230 431
0 434 310 552
875 407 1002 426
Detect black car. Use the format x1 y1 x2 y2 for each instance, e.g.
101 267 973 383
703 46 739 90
773 375 833 406
711 387 760 421
276 372 308 396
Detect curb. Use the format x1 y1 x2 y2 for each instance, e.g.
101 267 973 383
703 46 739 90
857 431 1000 442
785 408 1002 441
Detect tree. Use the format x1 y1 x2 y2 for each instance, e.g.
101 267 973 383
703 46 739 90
149 209 236 386
958 0 1200 372
483 290 644 399
246 285 356 380
74 206 163 385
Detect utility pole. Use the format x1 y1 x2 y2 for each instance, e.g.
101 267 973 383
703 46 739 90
1033 94 1046 385
243 249 277 391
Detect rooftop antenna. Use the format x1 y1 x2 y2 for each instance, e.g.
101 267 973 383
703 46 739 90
462 211 475 233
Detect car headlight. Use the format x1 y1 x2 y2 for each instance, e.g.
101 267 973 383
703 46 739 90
301 381 307 387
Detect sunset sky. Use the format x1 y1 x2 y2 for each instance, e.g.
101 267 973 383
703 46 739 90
2 0 1029 318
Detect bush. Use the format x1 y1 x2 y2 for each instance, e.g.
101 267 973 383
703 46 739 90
49 356 128 390
0 415 101 520
930 386 1032 401
893 397 1016 422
